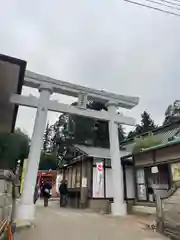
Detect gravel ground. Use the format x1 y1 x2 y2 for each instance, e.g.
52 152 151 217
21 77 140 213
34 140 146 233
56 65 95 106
17 200 168 240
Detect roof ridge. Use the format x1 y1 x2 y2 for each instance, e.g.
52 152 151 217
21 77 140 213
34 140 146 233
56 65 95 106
121 122 180 146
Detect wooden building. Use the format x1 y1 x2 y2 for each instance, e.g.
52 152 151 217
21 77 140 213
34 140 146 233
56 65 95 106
132 138 180 203
118 137 180 215
58 137 180 214
119 120 180 213
58 144 133 213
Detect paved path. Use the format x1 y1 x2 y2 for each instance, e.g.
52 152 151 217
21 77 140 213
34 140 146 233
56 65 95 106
17 201 168 240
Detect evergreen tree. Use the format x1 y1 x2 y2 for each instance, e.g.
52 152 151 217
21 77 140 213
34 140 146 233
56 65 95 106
43 123 52 152
139 111 157 133
163 101 180 125
127 111 157 138
39 152 57 170
118 124 125 142
50 114 74 167
47 101 126 167
93 120 109 147
71 115 94 145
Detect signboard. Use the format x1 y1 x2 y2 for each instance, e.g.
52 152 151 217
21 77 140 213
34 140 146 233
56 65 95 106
55 174 63 193
151 166 158 174
171 163 180 182
92 162 104 197
82 177 87 188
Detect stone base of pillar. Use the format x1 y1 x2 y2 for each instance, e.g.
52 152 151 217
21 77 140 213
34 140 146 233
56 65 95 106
111 202 127 216
15 202 35 221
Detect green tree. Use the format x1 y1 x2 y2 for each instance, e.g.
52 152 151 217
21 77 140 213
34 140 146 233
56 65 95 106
41 101 126 169
118 124 125 142
51 101 125 154
43 123 52 152
40 121 61 170
71 115 94 145
163 101 180 125
127 111 157 138
39 152 57 170
0 128 30 170
46 114 74 168
87 101 125 146
138 111 157 133
93 120 109 147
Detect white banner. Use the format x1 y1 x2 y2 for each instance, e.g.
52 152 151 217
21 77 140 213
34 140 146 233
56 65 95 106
56 174 63 193
82 177 87 188
93 162 104 198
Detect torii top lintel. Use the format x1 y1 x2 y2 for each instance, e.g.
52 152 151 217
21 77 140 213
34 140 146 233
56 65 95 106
24 71 139 110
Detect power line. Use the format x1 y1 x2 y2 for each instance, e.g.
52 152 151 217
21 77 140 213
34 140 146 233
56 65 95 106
158 0 180 7
124 0 180 16
144 0 180 10
169 0 180 3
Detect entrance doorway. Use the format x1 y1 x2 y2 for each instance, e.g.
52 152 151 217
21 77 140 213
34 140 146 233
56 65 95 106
136 164 170 202
37 171 57 197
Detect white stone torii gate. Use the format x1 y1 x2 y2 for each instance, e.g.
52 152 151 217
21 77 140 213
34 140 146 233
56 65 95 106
10 70 139 221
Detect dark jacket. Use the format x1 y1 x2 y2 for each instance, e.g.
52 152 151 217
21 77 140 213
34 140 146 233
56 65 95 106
59 183 68 195
42 182 51 198
34 185 39 203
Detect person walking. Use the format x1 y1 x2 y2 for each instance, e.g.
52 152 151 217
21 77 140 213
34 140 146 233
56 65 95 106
42 180 52 207
59 180 68 207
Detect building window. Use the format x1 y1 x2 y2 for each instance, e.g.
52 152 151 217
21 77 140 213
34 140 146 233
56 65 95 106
105 158 111 167
136 164 170 202
93 157 104 165
67 167 72 188
65 169 68 181
136 168 147 201
146 165 169 200
72 168 76 188
76 165 81 188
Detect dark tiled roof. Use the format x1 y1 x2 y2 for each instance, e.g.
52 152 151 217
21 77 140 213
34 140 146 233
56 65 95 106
120 120 180 152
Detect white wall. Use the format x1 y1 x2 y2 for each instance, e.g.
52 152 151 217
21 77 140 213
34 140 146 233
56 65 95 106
105 168 113 198
125 166 135 199
105 166 135 199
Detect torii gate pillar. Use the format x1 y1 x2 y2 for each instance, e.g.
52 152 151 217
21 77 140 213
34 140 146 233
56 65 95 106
108 102 126 216
16 84 52 221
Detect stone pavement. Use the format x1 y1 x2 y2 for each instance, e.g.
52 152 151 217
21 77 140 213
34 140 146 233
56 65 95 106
17 200 168 240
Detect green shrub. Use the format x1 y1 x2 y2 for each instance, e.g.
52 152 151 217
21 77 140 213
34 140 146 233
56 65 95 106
132 132 162 154
0 129 29 170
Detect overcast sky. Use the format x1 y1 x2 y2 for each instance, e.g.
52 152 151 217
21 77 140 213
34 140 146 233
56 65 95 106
1 1 180 137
